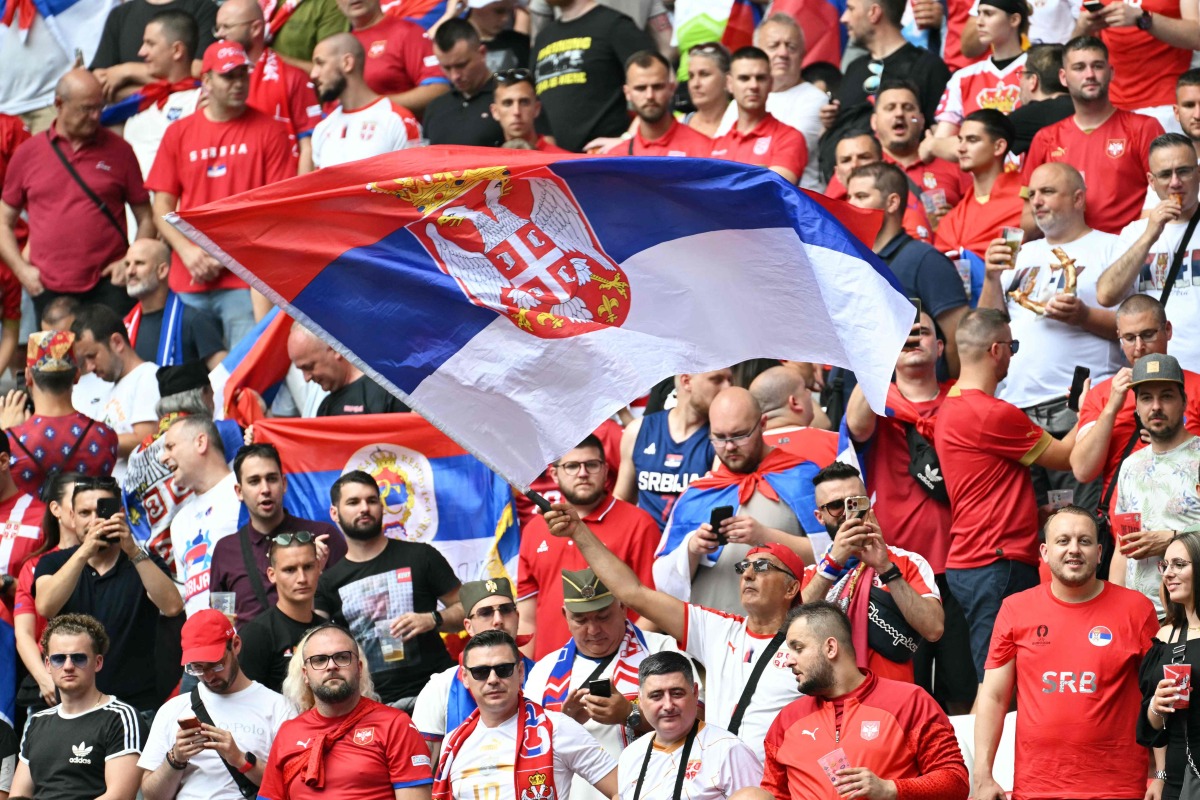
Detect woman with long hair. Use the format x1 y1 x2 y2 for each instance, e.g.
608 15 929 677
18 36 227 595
14 472 84 709
1139 531 1200 800
684 42 731 138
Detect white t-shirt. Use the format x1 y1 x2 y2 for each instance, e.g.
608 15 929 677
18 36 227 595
125 88 201 178
969 0 1081 47
447 710 616 800
103 361 161 480
1115 215 1200 373
411 663 456 740
524 630 699 800
616 722 763 800
934 53 1026 126
170 471 242 616
996 229 1127 408
682 604 798 762
137 681 296 800
311 97 423 169
716 81 826 191
73 372 114 424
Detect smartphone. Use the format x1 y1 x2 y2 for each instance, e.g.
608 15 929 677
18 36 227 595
1083 1 1103 11
709 505 734 546
588 679 613 698
1067 365 1090 412
844 495 871 520
909 296 923 323
96 497 121 520
178 717 202 730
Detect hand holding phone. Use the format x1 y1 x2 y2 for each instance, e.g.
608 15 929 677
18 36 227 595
844 496 871 521
1083 0 1103 12
1067 365 1090 412
588 679 613 698
178 717 202 730
709 506 734 546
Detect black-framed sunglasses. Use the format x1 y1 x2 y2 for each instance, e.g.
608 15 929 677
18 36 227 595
465 662 518 681
271 531 315 546
819 498 847 517
467 602 517 621
993 339 1020 355
48 652 90 669
305 650 355 670
494 68 532 84
734 559 796 579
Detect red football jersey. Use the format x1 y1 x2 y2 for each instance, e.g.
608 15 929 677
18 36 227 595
710 113 807 181
249 48 320 138
1102 0 1191 110
351 15 446 98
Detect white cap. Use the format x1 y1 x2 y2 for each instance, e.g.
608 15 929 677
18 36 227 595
468 0 503 9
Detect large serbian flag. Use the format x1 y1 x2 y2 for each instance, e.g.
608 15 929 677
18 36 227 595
169 147 914 487
252 414 519 580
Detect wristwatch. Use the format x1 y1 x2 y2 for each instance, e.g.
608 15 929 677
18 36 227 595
1154 771 1169 781
431 609 444 628
237 752 258 774
879 564 904 584
1137 9 1153 29
129 549 150 566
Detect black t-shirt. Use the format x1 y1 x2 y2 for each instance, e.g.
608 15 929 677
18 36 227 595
20 699 144 800
238 606 316 693
316 375 410 416
484 29 530 73
131 304 227 365
33 548 174 710
90 0 217 68
532 6 655 152
1008 94 1075 156
314 538 459 701
423 81 506 147
0 719 16 794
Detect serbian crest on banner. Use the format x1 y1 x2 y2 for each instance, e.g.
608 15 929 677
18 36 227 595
369 167 631 338
343 444 438 541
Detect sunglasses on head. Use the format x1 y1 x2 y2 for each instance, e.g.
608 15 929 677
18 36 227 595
271 531 315 546
465 662 518 681
494 68 533 84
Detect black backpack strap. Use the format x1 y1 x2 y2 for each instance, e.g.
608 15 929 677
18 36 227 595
727 630 785 735
190 688 259 798
1101 414 1143 512
1161 207 1200 308
238 529 271 610
48 136 126 239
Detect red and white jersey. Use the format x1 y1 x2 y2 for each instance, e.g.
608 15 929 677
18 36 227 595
0 493 45 602
935 53 1025 126
311 97 423 169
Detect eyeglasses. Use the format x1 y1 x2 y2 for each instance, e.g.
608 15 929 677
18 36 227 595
993 340 1020 355
212 19 254 36
468 602 517 621
863 61 884 95
734 559 796 579
1120 327 1164 345
271 531 315 546
1158 558 1193 574
184 660 226 677
48 652 90 669
464 662 518 681
1153 166 1196 182
819 498 848 517
710 421 760 447
554 460 604 475
494 68 532 84
304 650 355 670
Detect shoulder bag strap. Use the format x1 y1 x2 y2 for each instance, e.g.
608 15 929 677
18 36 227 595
238 529 271 609
190 688 260 798
47 136 126 239
727 630 786 735
1100 414 1143 511
1160 207 1200 308
631 718 699 800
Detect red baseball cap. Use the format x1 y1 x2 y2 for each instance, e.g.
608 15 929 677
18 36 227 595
748 544 806 584
201 41 252 76
180 609 235 664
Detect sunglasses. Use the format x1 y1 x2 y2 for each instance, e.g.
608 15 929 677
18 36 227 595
494 68 533 84
467 602 517 621
271 531 315 546
305 650 355 670
863 61 884 94
733 559 796 579
465 662 518 681
819 498 848 517
993 339 1020 355
48 652 90 669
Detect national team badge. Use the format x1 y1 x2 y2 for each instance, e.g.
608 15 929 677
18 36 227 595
753 136 772 156
860 721 880 740
1106 139 1126 159
352 727 375 745
373 167 631 339
1088 626 1113 647
664 454 682 468
369 40 386 58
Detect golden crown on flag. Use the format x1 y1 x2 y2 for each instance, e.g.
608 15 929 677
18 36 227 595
528 773 548 787
367 167 511 217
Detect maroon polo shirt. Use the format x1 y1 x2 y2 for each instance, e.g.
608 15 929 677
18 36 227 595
208 512 348 627
2 121 147 293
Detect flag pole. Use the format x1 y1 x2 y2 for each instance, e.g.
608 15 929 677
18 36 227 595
524 490 553 513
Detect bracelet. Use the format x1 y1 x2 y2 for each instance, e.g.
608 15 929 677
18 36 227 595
165 748 187 770
1154 770 1169 781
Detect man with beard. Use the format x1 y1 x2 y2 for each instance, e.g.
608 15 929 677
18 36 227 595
308 34 423 170
1109 354 1200 615
800 462 944 684
600 51 711 157
972 508 1156 800
315 471 464 711
517 435 660 660
139 609 296 800
749 602 967 800
258 624 435 800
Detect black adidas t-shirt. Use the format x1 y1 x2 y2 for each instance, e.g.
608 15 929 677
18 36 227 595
238 606 317 693
20 698 144 800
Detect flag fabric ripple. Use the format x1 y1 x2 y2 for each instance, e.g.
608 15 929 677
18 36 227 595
169 146 915 487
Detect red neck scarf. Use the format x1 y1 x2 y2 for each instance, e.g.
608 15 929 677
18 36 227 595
885 382 950 440
688 448 809 505
2 0 35 32
138 78 201 111
433 698 557 800
278 697 376 799
833 564 874 672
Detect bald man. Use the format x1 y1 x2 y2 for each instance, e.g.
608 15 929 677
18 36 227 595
214 0 319 171
750 365 839 466
934 308 1077 683
653 386 823 614
124 239 227 369
307 34 423 171
978 161 1122 515
286 322 409 416
1 70 153 322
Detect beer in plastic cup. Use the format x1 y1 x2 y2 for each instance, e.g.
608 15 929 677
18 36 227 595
375 620 405 663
